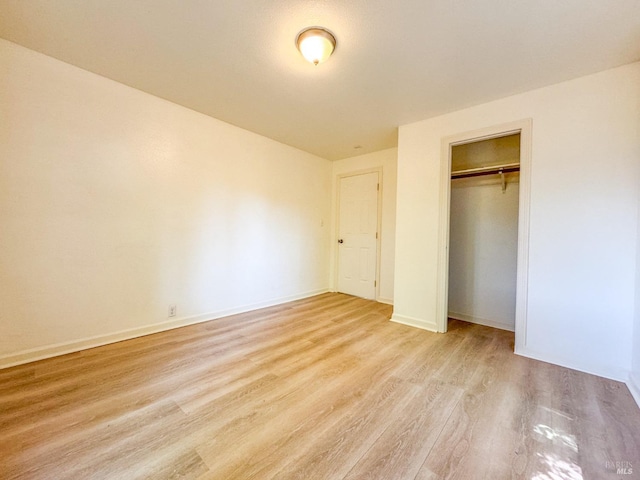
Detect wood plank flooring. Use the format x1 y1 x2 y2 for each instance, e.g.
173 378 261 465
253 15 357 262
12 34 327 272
1 293 639 479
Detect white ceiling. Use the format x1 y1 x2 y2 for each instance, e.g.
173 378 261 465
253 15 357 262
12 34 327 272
1 1 639 160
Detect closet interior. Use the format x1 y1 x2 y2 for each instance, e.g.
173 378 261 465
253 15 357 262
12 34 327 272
448 133 521 331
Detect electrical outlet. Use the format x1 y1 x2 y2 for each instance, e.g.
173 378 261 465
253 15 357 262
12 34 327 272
168 304 177 317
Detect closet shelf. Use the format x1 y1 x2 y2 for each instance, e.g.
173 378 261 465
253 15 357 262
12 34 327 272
451 162 520 179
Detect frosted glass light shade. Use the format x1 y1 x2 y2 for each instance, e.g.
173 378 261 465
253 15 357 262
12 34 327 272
296 27 336 65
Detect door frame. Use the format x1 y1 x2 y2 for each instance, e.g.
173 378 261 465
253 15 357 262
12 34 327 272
334 167 383 301
436 119 532 352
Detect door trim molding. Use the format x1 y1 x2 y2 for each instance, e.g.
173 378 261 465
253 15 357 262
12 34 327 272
334 167 383 301
437 119 532 352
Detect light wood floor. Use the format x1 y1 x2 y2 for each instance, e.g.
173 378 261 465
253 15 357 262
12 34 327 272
1 293 639 479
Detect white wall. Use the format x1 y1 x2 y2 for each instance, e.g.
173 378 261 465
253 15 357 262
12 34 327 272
632 168 640 404
0 39 332 366
394 62 640 381
330 149 397 303
448 176 519 331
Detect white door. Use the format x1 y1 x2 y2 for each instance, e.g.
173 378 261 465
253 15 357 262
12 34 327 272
337 172 379 299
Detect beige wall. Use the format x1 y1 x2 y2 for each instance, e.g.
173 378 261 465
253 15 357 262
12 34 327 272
394 62 640 381
330 148 397 303
632 162 640 402
448 177 519 331
0 39 332 366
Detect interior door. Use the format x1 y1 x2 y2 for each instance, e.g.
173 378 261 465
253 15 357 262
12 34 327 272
337 172 379 299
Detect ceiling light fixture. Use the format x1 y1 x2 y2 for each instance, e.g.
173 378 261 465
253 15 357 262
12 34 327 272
296 27 336 66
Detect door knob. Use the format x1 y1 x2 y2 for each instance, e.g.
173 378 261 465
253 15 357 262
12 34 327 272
338 239 344 244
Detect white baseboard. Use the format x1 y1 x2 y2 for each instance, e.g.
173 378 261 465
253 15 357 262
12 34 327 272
377 297 394 305
627 372 640 410
0 288 329 370
448 311 515 332
515 346 628 383
390 313 438 332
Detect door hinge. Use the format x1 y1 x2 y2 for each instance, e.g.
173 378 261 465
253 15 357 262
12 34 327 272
377 183 380 191
376 232 378 239
374 280 377 287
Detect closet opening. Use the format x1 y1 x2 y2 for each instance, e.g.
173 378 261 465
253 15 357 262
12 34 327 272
436 118 533 353
447 133 521 332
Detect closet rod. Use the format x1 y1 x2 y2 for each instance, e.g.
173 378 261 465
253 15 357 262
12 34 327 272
451 162 520 179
